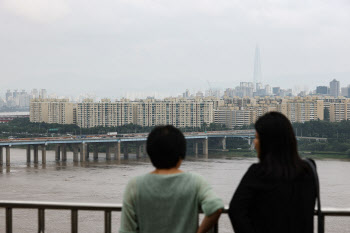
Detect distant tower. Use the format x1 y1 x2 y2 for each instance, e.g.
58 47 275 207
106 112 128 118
329 79 340 97
253 45 262 91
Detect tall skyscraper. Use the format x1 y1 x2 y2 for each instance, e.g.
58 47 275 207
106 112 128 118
5 90 12 102
40 89 47 99
253 45 262 91
32 89 39 98
329 79 340 97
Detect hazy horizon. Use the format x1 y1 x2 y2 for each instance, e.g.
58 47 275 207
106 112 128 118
1 0 349 98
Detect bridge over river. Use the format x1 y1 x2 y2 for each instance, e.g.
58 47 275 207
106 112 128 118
0 130 327 166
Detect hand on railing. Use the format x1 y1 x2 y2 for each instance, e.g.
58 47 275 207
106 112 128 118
197 209 222 233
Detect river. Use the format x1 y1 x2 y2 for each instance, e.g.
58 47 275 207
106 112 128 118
0 148 349 232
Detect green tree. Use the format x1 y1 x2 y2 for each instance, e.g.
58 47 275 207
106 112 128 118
324 108 330 121
346 149 350 157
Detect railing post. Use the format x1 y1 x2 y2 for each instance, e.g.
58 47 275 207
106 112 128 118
213 223 218 233
71 209 78 233
38 208 45 233
206 224 218 233
105 210 112 233
319 213 325 233
6 207 12 233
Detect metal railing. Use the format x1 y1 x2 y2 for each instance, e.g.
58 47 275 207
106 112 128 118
1 200 350 233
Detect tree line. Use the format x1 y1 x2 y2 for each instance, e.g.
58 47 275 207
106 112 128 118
0 118 229 137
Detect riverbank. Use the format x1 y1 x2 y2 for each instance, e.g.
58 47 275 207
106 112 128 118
208 149 350 160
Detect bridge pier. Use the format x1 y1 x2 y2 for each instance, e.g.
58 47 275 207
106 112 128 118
114 142 121 160
136 143 142 159
202 138 208 158
143 143 147 157
222 137 227 150
41 145 46 164
0 147 3 165
86 145 90 160
80 143 87 162
26 145 31 163
93 144 98 160
55 145 61 162
34 145 39 164
6 146 10 166
73 145 79 162
194 142 198 156
123 143 129 159
62 144 67 162
250 141 255 150
247 138 252 145
106 144 111 160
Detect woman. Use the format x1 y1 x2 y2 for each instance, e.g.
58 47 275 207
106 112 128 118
229 112 316 233
119 125 224 233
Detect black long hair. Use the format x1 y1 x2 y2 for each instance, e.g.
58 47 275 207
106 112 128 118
254 112 307 180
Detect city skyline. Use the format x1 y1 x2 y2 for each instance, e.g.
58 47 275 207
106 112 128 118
1 0 350 98
1 77 349 105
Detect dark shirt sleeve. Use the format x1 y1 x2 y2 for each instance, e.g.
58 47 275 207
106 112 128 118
228 164 258 233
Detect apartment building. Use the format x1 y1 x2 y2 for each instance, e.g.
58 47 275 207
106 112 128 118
30 96 347 129
30 99 49 123
135 98 214 128
214 96 324 127
30 99 75 124
329 99 350 122
214 107 254 129
280 98 324 123
76 99 135 128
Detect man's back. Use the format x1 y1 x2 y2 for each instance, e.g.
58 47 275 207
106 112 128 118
120 172 224 233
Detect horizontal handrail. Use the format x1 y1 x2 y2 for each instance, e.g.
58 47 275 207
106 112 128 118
0 200 122 211
319 208 350 216
1 200 350 233
1 201 350 215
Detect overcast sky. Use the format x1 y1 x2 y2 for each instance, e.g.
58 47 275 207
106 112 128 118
1 0 349 98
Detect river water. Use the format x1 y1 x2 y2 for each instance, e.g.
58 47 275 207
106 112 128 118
0 148 349 232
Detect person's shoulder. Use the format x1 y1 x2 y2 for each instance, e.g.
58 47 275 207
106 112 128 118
186 172 205 181
126 174 149 188
125 176 138 189
246 163 260 174
240 163 261 182
183 172 211 188
303 158 317 169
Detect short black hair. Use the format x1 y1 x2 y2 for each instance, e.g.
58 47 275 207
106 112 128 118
146 125 186 169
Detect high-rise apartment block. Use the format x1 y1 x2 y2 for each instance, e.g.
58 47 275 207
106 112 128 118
75 98 135 128
214 108 253 128
135 98 214 128
30 99 75 124
329 99 350 122
279 98 324 123
32 97 216 128
30 95 349 129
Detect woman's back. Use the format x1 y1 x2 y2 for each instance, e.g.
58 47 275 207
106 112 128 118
229 163 316 233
